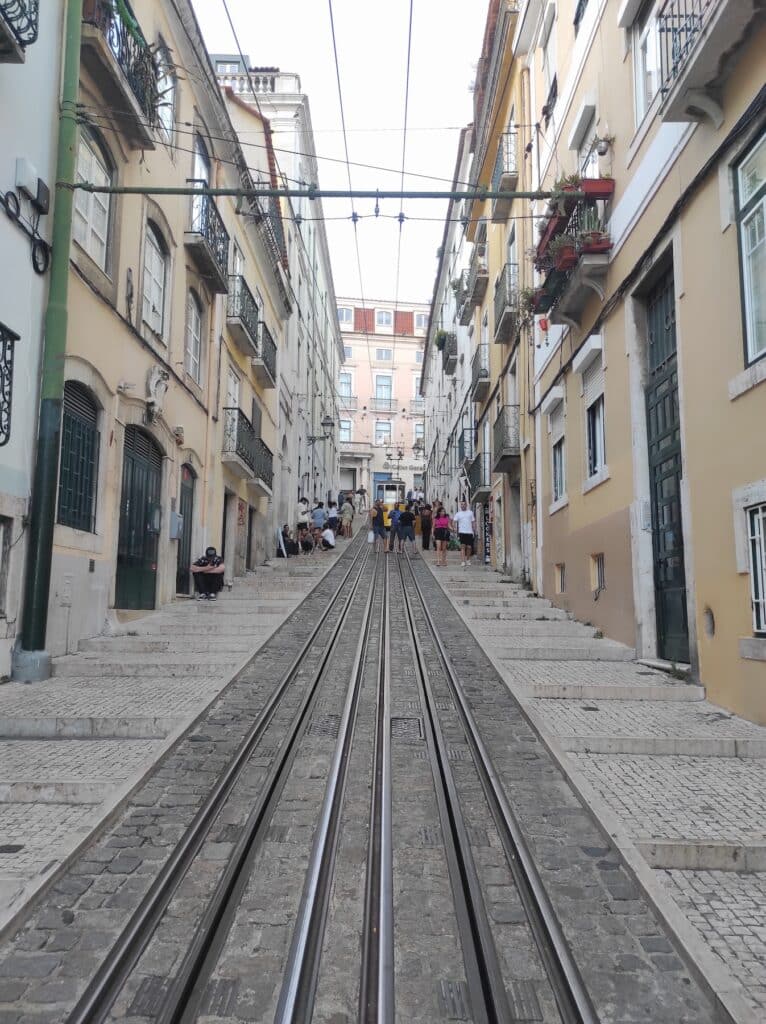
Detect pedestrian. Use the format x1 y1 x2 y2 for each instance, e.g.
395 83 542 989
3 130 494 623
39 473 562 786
355 486 368 512
320 525 337 550
452 500 477 567
419 503 432 551
389 505 402 553
298 525 314 554
369 499 387 553
327 500 340 535
432 506 451 567
311 501 327 530
398 503 416 553
340 494 355 538
191 546 225 599
296 496 310 534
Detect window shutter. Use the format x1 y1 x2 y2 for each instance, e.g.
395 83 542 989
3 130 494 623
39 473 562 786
549 402 565 443
582 358 604 408
63 381 98 426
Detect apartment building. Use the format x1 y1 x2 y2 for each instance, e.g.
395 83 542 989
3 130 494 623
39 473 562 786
0 1 64 678
336 299 427 499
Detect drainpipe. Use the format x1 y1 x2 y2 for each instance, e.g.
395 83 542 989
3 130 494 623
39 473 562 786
13 0 84 681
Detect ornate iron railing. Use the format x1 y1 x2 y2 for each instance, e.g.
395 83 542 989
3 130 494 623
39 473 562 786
658 0 714 96
257 321 277 383
494 262 520 329
370 397 397 413
82 0 157 122
442 331 458 373
493 404 520 457
471 343 490 391
467 249 488 303
338 393 358 411
228 275 259 341
190 192 230 283
222 407 274 487
0 0 39 47
0 321 18 447
468 451 492 497
491 131 518 191
458 427 474 465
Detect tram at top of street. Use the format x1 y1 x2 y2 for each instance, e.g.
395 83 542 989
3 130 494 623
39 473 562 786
375 478 407 527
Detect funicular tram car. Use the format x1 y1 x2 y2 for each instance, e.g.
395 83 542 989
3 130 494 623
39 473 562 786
375 479 406 528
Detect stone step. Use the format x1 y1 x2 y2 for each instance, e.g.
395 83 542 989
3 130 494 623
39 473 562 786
0 717 180 739
454 596 554 610
134 624 276 637
558 735 766 757
512 681 705 701
53 654 241 678
78 637 260 654
464 607 569 621
445 587 537 599
495 639 636 661
470 621 597 638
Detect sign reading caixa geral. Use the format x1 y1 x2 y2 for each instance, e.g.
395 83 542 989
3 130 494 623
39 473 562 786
382 462 424 471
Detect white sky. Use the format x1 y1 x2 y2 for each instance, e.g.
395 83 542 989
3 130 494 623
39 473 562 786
192 0 489 307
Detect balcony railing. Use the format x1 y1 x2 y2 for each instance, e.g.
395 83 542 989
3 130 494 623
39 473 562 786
370 397 398 413
493 262 520 344
468 451 492 502
470 343 490 402
458 427 475 466
340 439 373 454
256 321 277 387
82 0 156 125
338 393 358 411
491 132 519 223
410 398 425 415
658 0 712 97
222 408 273 489
227 275 259 356
187 192 230 293
0 0 39 57
467 250 489 306
493 404 521 473
442 331 458 374
0 320 19 447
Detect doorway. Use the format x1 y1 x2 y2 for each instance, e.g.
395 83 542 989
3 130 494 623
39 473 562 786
116 427 163 609
645 268 689 663
176 464 195 594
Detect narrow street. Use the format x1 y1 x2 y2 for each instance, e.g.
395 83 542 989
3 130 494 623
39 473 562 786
2 540 763 1022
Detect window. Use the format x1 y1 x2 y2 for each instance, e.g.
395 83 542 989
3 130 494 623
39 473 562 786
0 516 11 617
550 401 566 503
633 1 661 125
57 381 99 533
339 419 352 442
191 135 211 232
337 306 353 325
555 563 566 594
586 396 606 476
338 371 352 397
142 223 168 337
748 504 766 633
217 62 239 74
415 350 423 364
578 113 599 180
375 420 392 446
414 421 424 444
375 348 392 361
344 345 353 359
226 365 240 410
590 552 606 594
185 291 203 384
415 312 428 332
155 44 176 143
541 5 557 116
376 309 393 328
736 133 766 364
73 132 112 271
375 375 392 401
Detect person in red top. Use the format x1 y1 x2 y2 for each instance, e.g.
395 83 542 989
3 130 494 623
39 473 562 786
432 503 451 567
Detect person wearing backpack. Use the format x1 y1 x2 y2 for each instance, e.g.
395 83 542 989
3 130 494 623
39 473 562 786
388 505 402 553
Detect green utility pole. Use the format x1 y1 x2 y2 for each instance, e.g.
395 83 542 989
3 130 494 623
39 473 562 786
13 0 84 681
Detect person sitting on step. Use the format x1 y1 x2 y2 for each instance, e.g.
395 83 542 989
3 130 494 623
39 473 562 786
191 546 225 600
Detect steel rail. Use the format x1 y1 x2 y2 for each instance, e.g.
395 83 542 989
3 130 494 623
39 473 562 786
65 541 370 1024
401 553 599 1024
393 556 511 1024
275 553 382 1022
359 555 395 1023
155 547 375 1023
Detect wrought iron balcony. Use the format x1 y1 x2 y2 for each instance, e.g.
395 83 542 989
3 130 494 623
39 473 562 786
491 132 519 223
254 321 277 389
222 407 273 494
370 397 398 413
0 320 19 447
458 427 475 467
338 393 358 411
81 0 157 148
457 270 473 326
467 250 489 307
657 0 757 129
442 331 458 375
493 262 520 344
470 343 490 403
493 404 521 474
186 192 230 294
227 275 259 358
468 451 492 503
0 0 38 61
410 398 425 415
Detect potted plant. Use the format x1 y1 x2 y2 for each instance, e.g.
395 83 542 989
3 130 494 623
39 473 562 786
577 208 613 254
552 171 582 193
548 233 578 271
435 329 447 351
518 287 537 321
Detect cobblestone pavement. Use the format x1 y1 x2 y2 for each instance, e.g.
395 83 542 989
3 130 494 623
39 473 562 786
0 548 342 934
428 555 766 1023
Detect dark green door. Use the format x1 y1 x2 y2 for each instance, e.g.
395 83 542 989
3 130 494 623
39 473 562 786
176 464 195 594
645 269 689 663
116 427 163 609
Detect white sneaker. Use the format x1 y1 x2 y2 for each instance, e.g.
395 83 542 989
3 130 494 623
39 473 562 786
461 560 465 566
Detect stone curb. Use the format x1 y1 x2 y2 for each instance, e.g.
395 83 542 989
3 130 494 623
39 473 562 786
423 556 758 1024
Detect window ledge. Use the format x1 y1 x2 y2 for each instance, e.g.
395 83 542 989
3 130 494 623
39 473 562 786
729 356 766 401
548 494 569 516
740 637 766 662
582 466 611 494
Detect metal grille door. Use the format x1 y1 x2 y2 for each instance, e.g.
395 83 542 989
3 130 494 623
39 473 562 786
116 427 163 609
645 269 689 663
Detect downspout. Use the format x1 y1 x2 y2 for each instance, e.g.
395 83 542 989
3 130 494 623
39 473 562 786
14 0 84 681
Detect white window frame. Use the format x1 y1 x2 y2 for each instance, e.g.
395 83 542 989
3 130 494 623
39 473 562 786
142 223 168 338
415 349 423 364
414 312 428 333
155 43 176 144
632 0 661 127
343 344 353 359
375 347 393 361
577 113 599 180
736 132 766 365
338 371 353 397
748 503 766 634
586 394 606 477
414 420 424 445
73 133 111 271
337 305 353 326
374 419 392 446
339 419 352 442
375 308 393 332
185 291 203 385
375 373 393 401
552 438 566 502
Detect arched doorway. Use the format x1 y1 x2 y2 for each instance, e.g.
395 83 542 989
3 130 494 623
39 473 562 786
116 426 163 609
176 464 196 594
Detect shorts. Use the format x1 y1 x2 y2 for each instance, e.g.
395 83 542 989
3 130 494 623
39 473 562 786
373 523 387 537
459 533 473 546
399 526 415 542
433 527 448 542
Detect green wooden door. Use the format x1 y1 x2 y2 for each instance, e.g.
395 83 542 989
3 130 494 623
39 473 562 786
116 427 162 609
645 269 689 663
176 464 195 594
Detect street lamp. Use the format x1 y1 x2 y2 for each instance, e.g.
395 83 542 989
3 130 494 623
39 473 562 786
307 415 334 445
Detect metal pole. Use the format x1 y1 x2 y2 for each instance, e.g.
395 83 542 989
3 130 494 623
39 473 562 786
14 0 84 681
67 184 577 202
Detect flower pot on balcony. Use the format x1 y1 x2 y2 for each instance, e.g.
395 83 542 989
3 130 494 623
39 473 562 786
580 177 615 200
579 231 613 254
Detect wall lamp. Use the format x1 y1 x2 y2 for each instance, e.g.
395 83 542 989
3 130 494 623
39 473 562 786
307 415 335 445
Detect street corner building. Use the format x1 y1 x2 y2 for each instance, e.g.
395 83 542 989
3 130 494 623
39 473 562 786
422 0 766 723
0 0 342 670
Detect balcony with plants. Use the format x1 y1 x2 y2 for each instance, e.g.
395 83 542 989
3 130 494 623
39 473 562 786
436 329 458 374
470 343 490 403
529 173 615 328
222 407 274 495
0 0 39 62
81 0 158 148
657 0 760 129
466 246 489 309
467 450 492 504
457 270 473 326
186 191 230 295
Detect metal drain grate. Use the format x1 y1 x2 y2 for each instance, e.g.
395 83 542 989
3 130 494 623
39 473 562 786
390 717 424 740
437 979 471 1020
308 714 340 738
